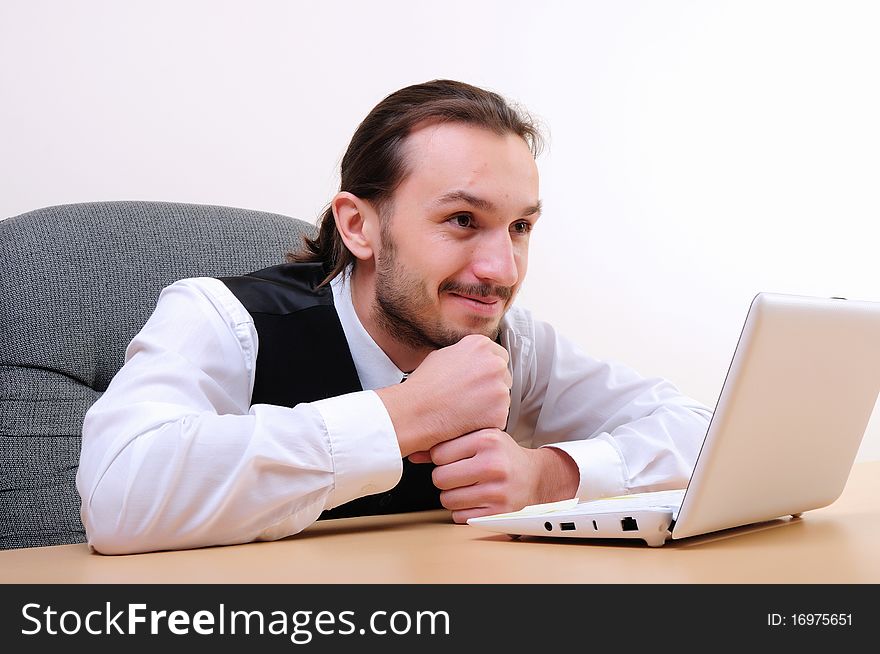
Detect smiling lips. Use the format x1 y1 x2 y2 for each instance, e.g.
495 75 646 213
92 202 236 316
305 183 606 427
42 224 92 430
448 292 503 316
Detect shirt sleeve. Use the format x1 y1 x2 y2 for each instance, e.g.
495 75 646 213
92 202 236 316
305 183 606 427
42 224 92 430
507 309 712 501
76 278 403 555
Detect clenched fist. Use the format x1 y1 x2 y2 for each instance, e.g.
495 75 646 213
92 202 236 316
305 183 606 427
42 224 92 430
377 334 511 456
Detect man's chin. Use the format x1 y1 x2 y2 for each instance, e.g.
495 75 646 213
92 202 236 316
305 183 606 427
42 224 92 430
441 319 503 344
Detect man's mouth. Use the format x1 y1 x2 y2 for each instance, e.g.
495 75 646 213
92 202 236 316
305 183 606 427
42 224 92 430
448 292 502 314
454 292 498 303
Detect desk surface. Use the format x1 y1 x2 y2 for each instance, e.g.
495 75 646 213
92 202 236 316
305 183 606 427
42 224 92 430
3 461 879 584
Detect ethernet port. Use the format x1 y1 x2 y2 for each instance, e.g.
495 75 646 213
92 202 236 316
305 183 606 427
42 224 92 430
621 516 639 532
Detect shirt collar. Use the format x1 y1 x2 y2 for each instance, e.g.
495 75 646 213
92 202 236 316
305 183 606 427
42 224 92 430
330 270 406 390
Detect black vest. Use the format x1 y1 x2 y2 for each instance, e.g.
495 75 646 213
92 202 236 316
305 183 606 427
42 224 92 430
218 262 441 519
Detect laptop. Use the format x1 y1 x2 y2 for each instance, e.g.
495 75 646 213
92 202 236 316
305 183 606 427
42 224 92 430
468 292 880 546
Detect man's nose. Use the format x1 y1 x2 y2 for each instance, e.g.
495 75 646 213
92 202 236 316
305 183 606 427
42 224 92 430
471 230 519 288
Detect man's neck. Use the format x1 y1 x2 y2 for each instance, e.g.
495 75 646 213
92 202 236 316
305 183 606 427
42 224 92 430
348 266 431 374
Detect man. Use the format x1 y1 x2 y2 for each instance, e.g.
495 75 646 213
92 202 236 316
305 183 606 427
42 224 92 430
77 80 711 554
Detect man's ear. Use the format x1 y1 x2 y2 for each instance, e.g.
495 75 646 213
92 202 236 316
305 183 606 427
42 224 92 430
331 192 380 261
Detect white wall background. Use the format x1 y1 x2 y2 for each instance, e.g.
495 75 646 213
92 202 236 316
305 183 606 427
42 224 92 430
3 0 879 460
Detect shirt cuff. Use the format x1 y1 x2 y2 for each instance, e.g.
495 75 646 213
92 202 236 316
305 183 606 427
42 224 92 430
312 390 403 508
541 436 627 500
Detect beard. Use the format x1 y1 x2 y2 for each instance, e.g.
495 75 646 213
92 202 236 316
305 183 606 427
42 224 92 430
372 237 513 351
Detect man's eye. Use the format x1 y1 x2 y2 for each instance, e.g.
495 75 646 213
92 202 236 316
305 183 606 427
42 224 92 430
452 214 472 228
512 221 532 234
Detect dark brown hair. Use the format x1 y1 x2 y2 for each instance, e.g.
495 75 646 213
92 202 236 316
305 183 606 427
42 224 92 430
290 79 544 285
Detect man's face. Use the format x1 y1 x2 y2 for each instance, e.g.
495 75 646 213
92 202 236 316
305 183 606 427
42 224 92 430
372 121 541 350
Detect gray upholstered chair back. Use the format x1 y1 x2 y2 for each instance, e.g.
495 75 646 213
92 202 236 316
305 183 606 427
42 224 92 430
1 201 316 549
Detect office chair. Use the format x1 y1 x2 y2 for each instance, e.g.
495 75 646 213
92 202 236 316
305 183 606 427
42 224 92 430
0 201 315 549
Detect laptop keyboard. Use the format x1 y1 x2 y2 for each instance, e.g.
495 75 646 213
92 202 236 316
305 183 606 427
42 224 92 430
568 489 685 514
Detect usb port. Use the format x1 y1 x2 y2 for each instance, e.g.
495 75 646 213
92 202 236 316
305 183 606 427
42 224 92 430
560 522 576 531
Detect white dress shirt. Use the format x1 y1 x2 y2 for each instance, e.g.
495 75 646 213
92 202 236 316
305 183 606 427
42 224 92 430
77 272 712 554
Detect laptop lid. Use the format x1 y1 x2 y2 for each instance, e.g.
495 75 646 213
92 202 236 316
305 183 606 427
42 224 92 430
671 292 880 540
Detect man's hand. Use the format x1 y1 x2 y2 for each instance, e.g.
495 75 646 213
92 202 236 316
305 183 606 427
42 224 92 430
377 335 511 456
411 428 580 523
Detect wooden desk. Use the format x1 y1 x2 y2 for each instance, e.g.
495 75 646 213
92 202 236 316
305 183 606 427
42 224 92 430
3 461 879 584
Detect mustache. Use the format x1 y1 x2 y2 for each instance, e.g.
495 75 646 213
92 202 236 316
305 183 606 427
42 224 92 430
439 280 513 301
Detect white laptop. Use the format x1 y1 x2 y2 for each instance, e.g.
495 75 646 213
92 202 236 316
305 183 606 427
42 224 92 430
468 292 880 546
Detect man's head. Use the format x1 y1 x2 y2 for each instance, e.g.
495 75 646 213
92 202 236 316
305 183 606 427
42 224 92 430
294 79 543 354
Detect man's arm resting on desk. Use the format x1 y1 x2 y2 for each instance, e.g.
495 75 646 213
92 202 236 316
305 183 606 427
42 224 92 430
77 280 405 555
